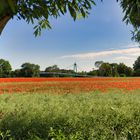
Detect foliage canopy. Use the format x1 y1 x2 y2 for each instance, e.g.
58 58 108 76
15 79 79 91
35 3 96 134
117 0 140 42
0 59 12 77
20 62 40 77
0 0 140 42
133 56 140 71
0 0 95 36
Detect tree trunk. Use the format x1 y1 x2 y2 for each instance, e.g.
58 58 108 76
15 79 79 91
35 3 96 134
0 15 11 35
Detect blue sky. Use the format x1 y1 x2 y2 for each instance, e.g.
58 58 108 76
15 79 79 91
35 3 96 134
0 0 140 71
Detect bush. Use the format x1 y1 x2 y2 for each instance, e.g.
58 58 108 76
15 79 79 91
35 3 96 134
119 74 126 77
133 69 140 76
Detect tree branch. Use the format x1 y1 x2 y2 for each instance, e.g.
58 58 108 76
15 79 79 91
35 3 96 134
0 15 11 35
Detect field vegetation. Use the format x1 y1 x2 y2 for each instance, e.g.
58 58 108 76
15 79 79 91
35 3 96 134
0 90 140 139
1 0 140 139
0 78 139 139
0 77 139 94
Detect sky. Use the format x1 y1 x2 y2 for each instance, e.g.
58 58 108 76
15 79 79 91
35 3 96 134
0 1 140 72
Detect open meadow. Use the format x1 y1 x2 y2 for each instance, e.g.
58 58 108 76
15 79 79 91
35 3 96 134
0 78 140 139
1 0 140 139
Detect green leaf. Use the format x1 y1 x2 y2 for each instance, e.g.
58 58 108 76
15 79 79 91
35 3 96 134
80 8 86 18
0 2 4 13
68 3 77 21
7 0 16 13
89 0 96 6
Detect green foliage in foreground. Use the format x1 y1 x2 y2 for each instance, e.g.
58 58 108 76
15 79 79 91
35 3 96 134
0 91 140 139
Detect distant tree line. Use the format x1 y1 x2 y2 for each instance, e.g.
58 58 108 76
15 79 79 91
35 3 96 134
88 56 140 77
40 65 76 77
0 56 140 78
88 62 133 77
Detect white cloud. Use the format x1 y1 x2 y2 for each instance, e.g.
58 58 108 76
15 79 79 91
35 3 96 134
113 56 133 61
120 43 140 49
61 47 140 59
59 44 140 71
60 44 140 71
128 52 140 57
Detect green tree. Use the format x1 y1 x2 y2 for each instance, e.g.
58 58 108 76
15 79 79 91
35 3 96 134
11 69 21 77
95 61 104 68
99 63 112 77
45 65 60 72
1 0 140 42
20 63 40 77
110 63 119 77
133 56 140 76
88 69 98 76
0 0 96 35
133 69 140 76
0 59 12 77
117 63 133 77
117 0 140 42
125 66 133 77
117 63 127 76
133 56 140 71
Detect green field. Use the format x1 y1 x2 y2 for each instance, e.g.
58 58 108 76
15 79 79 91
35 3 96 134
0 90 140 139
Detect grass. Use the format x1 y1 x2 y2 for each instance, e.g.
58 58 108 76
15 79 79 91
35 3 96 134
0 90 140 139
